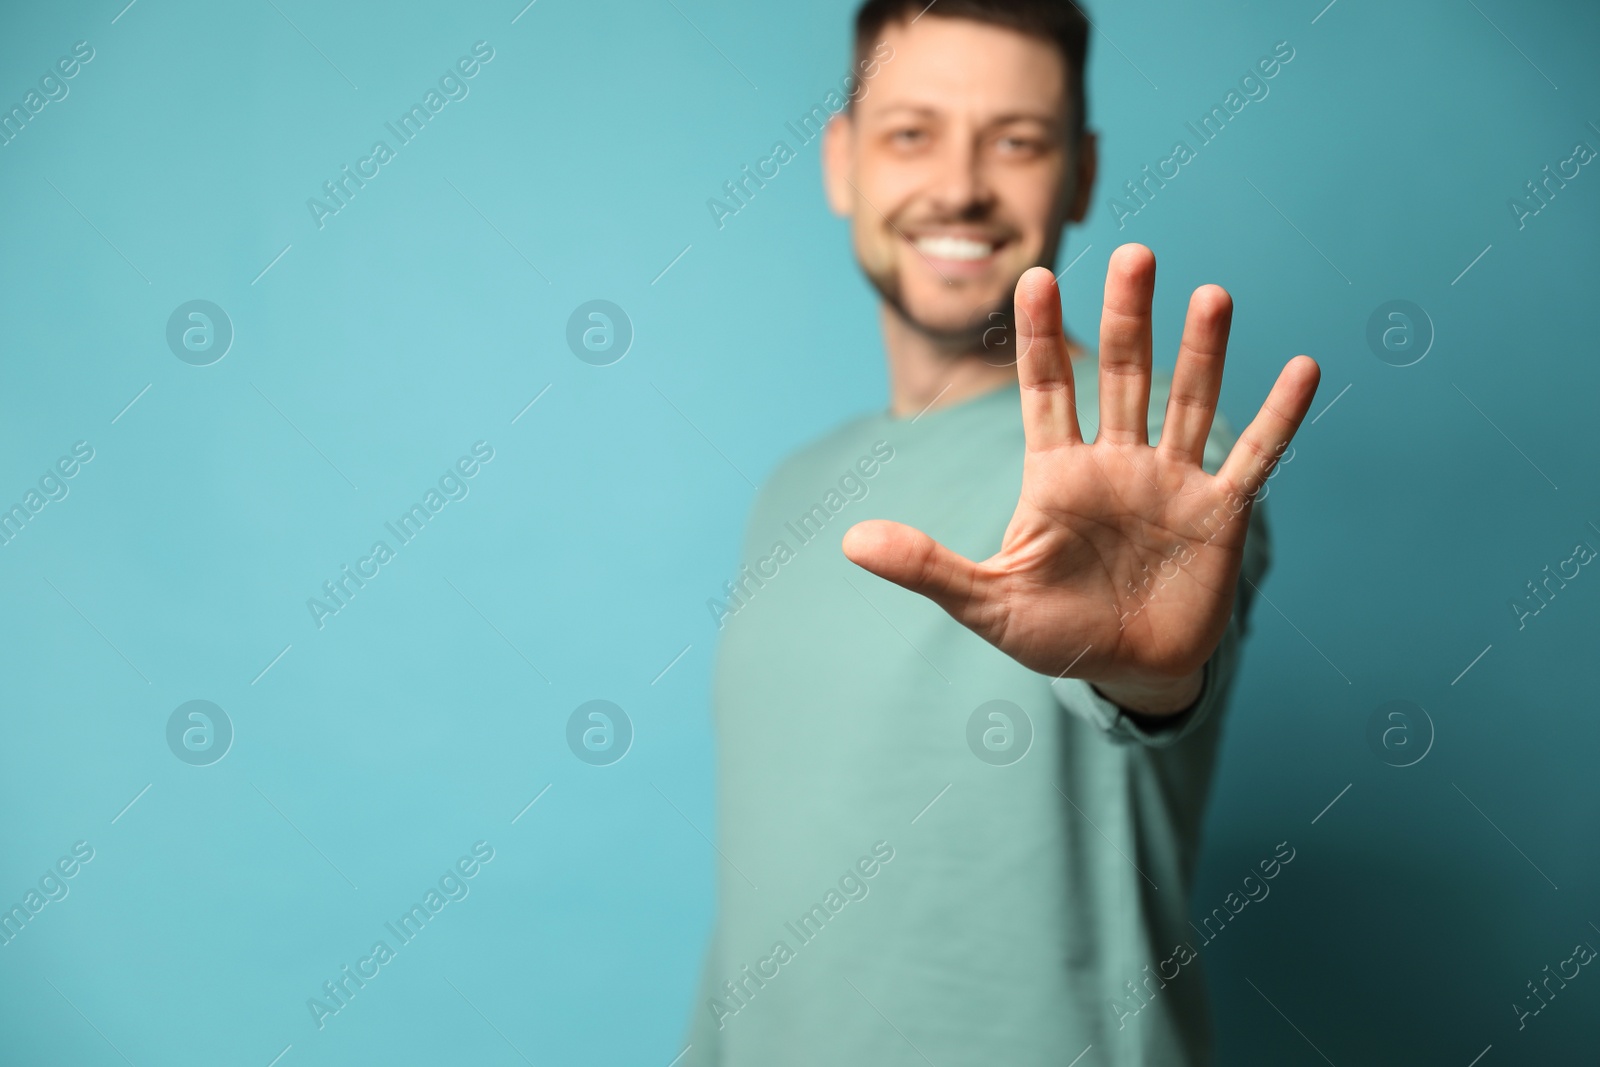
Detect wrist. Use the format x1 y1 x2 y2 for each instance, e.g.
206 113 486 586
1088 665 1205 717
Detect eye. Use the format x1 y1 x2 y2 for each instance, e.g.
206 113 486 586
995 134 1045 156
887 126 928 148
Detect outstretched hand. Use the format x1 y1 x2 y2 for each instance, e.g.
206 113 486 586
842 243 1320 714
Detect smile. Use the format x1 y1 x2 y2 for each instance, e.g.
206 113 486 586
911 234 1001 261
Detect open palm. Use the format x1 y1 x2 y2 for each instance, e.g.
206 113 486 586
842 244 1320 699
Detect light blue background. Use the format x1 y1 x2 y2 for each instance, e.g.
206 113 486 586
0 0 1596 1063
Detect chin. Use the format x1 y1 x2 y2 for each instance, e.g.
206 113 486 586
906 263 1029 313
909 303 986 331
900 282 1010 331
892 302 996 345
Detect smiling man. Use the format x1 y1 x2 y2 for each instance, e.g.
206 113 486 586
683 2 1320 1065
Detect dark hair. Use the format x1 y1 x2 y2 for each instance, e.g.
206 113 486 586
853 0 1091 141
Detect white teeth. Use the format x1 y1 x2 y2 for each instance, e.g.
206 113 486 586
913 235 996 261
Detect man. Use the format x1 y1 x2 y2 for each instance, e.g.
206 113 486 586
684 1 1319 1063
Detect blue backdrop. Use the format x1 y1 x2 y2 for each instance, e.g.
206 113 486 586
0 0 1595 1063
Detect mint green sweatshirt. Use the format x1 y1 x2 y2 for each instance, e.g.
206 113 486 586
683 362 1270 1067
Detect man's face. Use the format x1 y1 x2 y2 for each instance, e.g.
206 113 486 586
824 15 1095 347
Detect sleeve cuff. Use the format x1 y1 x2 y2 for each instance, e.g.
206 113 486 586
1049 620 1240 748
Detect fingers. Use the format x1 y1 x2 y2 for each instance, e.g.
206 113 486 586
842 520 987 628
1159 284 1233 464
1097 243 1156 445
1216 355 1321 497
1014 266 1082 450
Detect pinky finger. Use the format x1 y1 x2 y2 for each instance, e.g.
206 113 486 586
1216 355 1321 498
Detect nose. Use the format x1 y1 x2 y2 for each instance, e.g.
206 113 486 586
926 132 993 218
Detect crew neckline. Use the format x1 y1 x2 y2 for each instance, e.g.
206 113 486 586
882 377 1022 426
879 340 1095 426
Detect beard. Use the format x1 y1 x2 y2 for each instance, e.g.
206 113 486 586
860 258 1019 351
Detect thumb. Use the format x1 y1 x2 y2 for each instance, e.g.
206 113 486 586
842 519 988 626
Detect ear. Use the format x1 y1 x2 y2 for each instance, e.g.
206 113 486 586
1065 130 1097 224
821 112 855 217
